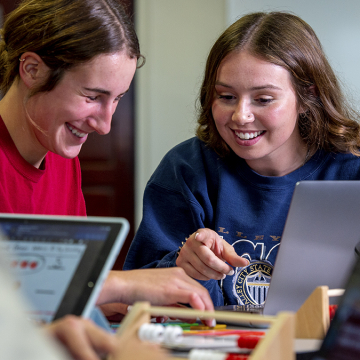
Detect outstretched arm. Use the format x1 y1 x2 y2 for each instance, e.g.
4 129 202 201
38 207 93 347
96 267 215 326
97 267 214 311
123 139 236 306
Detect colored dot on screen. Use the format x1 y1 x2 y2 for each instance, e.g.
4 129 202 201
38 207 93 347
20 261 28 268
30 262 38 269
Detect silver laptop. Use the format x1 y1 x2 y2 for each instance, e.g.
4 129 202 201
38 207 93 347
0 214 129 326
263 180 360 315
217 181 360 321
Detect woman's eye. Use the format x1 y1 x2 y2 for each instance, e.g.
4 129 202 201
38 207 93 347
256 97 273 104
87 96 98 101
218 95 234 100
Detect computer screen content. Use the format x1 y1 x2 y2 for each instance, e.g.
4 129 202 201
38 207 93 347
0 221 111 323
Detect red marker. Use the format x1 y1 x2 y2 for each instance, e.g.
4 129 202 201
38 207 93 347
329 304 338 320
237 334 263 349
187 330 266 337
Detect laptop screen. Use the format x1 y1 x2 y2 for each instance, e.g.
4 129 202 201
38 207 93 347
0 215 128 323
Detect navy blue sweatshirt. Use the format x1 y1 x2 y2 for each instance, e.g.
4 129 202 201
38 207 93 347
124 137 360 306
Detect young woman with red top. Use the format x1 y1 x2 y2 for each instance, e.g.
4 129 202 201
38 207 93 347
0 1 214 359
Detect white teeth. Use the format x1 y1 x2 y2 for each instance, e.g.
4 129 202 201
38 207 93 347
235 130 264 140
66 124 86 138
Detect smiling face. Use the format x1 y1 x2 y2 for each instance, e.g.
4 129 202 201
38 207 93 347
25 52 137 164
212 50 307 176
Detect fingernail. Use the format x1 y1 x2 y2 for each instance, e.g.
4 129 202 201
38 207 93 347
227 269 234 276
210 319 216 327
221 274 226 280
195 232 199 239
127 305 132 312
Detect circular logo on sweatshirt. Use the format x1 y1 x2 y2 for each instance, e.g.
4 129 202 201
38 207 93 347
233 260 273 306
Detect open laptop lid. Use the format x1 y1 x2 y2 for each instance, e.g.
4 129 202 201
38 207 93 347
0 214 129 324
263 180 360 316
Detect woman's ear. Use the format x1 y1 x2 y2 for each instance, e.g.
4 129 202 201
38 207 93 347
18 52 49 89
298 84 318 115
307 84 317 97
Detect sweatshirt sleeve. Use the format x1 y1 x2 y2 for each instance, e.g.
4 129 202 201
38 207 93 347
123 139 225 306
125 181 204 269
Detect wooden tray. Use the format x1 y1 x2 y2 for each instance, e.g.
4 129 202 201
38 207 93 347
115 302 295 360
110 286 344 359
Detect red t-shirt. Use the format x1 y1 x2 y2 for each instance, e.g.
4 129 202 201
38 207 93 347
0 116 86 215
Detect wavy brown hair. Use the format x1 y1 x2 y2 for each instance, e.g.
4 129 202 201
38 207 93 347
196 12 360 157
0 0 144 96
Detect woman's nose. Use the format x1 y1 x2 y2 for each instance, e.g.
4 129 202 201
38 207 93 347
94 103 117 135
232 100 254 124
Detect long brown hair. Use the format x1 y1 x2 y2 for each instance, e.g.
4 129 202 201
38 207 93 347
196 12 360 157
0 0 144 95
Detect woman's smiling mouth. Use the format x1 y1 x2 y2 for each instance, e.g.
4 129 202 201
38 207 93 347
234 130 265 140
66 123 87 138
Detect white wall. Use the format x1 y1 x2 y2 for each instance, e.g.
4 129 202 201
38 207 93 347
226 0 360 110
135 0 226 226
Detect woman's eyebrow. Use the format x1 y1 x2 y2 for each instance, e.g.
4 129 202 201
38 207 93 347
250 85 282 91
83 87 130 96
84 87 111 95
215 81 282 91
215 81 233 88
